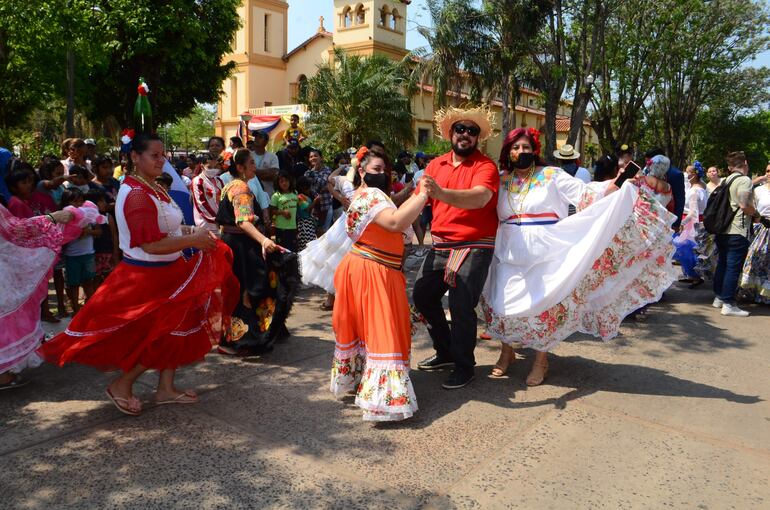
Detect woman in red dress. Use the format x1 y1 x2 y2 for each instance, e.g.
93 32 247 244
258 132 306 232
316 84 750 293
40 135 238 416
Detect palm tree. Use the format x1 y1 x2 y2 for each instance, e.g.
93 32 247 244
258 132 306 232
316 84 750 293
301 48 413 154
408 0 549 137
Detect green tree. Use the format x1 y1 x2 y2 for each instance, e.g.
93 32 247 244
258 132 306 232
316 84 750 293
302 48 413 156
563 0 608 147
163 104 216 153
86 0 241 127
0 1 75 132
410 0 549 137
0 0 240 135
692 108 770 173
409 0 476 109
644 0 770 168
589 0 680 153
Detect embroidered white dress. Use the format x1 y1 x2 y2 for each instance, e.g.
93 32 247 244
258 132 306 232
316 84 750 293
481 167 677 351
299 176 357 293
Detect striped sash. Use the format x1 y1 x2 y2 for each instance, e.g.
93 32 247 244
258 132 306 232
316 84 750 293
432 235 496 287
502 212 560 226
351 242 403 271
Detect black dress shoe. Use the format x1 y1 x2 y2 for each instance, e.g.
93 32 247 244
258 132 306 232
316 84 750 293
417 354 455 371
442 370 475 390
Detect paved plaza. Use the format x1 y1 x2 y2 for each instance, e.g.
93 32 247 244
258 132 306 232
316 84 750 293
1 277 769 509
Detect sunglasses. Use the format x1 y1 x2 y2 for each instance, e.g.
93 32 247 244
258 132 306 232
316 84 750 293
453 124 481 136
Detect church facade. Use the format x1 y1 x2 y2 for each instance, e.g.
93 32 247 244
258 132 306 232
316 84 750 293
215 0 598 160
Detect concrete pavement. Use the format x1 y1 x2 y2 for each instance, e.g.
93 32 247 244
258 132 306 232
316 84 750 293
1 275 769 509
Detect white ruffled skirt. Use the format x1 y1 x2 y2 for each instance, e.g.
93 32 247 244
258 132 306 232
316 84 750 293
481 183 677 351
299 214 353 294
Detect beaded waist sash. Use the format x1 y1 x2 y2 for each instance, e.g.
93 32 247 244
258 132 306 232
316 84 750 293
431 235 495 287
351 242 403 271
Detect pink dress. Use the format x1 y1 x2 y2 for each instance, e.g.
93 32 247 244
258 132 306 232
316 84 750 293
0 206 63 373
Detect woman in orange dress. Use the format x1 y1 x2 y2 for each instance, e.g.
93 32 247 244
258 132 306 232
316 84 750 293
330 147 428 421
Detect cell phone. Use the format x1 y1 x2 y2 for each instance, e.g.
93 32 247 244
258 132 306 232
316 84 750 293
622 160 642 179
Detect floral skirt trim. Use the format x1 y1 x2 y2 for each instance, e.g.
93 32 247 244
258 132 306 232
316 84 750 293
482 189 677 352
693 224 717 280
330 343 365 395
740 224 770 304
330 343 418 422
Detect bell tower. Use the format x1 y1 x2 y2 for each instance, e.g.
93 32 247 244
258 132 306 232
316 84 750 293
332 1 409 60
216 0 290 138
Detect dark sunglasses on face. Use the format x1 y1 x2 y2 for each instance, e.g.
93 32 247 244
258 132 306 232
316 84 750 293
453 124 481 136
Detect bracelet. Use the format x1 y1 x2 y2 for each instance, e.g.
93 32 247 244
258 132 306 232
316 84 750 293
46 213 56 224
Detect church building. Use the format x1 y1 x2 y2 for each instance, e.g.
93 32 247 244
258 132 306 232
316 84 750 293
215 0 598 159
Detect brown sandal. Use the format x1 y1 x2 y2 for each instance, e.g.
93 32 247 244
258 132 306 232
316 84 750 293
526 360 549 386
490 344 514 378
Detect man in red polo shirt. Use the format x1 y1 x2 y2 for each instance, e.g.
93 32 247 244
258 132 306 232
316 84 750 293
413 106 499 389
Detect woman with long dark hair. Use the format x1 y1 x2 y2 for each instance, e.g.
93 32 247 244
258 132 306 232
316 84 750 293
216 148 298 356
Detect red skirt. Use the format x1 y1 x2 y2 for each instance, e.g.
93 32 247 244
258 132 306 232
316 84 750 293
39 241 239 372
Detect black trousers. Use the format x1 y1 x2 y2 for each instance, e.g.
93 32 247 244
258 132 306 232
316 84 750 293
412 248 494 375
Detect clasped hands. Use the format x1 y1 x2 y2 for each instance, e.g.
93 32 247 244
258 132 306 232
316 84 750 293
420 175 442 200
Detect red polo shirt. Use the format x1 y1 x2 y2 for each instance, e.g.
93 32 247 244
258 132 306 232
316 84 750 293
416 150 499 241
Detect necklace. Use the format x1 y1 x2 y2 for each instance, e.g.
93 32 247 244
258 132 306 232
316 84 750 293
505 165 536 223
131 173 182 236
132 173 173 203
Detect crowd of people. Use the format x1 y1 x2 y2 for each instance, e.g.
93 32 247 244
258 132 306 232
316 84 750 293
1 108 769 423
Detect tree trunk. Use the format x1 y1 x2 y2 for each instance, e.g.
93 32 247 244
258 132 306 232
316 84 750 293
65 46 75 137
500 74 511 137
543 91 560 164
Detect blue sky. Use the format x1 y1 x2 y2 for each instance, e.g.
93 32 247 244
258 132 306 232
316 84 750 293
286 0 770 68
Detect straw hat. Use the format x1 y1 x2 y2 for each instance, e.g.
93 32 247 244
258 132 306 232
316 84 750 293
435 105 495 142
553 144 580 160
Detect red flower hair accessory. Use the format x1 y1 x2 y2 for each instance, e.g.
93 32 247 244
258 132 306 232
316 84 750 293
120 128 135 153
526 128 542 155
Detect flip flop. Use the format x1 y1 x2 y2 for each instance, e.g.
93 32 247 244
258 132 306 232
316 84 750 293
155 389 198 405
105 388 142 416
0 374 31 391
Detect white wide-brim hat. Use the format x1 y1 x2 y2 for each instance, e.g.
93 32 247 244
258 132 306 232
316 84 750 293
435 105 495 142
554 144 580 160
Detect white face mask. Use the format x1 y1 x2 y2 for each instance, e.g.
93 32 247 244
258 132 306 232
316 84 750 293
204 167 219 178
75 184 90 193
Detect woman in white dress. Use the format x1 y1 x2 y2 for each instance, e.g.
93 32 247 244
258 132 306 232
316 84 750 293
674 162 710 287
482 128 677 385
299 163 357 309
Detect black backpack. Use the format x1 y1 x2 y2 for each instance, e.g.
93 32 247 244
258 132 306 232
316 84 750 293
703 174 742 235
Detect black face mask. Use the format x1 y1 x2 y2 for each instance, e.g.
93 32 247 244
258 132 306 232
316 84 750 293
363 172 390 192
511 152 535 170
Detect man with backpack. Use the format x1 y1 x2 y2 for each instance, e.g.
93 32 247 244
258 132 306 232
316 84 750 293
705 151 757 317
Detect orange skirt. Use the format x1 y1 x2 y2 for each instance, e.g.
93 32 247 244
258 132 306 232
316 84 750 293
331 251 417 421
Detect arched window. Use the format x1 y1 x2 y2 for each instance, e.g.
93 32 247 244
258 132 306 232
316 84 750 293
355 4 365 25
390 8 399 30
379 5 390 27
342 6 352 28
297 74 308 100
